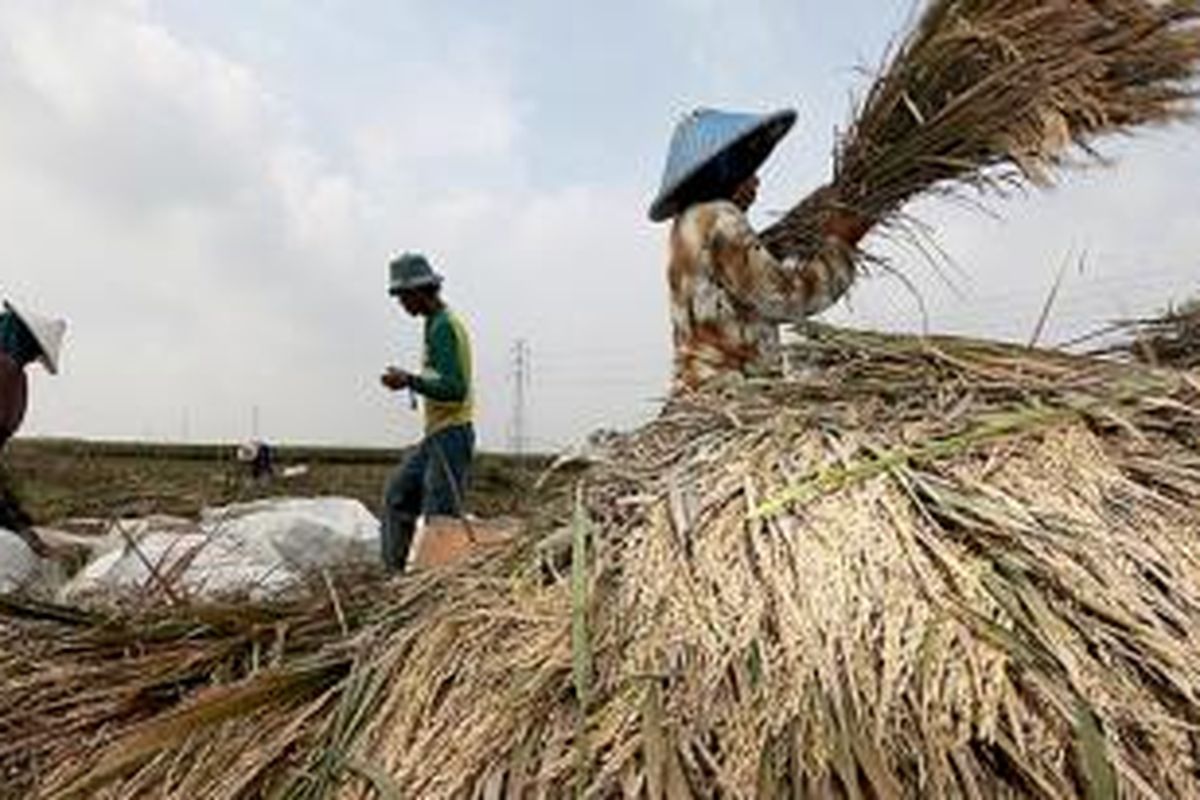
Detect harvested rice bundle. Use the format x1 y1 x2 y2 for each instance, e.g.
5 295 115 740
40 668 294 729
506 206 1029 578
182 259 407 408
761 0 1200 259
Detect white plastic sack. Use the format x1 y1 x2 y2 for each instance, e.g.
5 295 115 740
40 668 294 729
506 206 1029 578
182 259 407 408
60 497 380 604
0 528 40 593
0 528 64 596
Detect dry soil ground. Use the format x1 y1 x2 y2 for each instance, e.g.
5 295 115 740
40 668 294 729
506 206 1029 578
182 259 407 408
1 438 548 526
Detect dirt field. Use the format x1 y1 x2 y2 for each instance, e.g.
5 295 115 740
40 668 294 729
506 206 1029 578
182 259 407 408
1 438 549 525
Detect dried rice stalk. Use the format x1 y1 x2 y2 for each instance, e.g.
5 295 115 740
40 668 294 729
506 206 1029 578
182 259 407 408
762 0 1200 259
1096 296 1200 368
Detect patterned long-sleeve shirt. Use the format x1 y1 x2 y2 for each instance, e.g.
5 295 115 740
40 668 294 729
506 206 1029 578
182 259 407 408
668 200 857 391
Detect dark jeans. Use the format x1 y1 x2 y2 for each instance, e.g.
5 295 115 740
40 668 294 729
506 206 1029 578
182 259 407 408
381 423 474 572
0 463 31 532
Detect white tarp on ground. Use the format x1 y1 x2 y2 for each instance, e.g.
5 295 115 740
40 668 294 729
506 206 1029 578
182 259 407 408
0 528 40 593
60 497 380 604
0 528 63 596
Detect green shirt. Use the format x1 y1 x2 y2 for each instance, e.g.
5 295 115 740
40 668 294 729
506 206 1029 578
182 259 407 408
410 308 473 434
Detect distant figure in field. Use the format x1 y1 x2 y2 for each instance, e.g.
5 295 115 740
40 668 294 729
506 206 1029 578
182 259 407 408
647 108 871 391
252 441 275 481
378 253 475 572
237 439 275 482
0 300 66 554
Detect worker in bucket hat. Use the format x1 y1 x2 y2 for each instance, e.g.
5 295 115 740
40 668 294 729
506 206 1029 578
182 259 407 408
0 300 66 555
378 252 475 572
648 108 872 391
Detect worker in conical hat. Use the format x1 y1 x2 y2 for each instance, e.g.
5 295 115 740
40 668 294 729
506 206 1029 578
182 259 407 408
0 300 66 555
0 300 65 453
648 108 872 390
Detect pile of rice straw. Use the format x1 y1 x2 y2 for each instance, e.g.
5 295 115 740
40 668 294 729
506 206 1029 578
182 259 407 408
4 326 1200 798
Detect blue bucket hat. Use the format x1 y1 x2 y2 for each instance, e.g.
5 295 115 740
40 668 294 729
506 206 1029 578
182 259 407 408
388 252 443 295
648 107 797 222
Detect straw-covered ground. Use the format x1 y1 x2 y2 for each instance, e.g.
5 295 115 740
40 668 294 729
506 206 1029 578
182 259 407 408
3 326 1200 798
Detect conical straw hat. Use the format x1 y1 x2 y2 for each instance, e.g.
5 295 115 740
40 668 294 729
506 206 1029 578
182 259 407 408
4 301 66 375
648 107 797 222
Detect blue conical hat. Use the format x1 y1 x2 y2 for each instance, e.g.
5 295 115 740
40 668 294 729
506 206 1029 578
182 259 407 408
648 107 797 222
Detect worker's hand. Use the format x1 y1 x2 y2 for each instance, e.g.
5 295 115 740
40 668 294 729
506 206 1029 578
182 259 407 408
823 208 873 247
380 367 413 391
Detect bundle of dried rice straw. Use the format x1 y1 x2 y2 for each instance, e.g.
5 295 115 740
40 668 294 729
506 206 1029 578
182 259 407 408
4 327 1200 798
761 0 1200 259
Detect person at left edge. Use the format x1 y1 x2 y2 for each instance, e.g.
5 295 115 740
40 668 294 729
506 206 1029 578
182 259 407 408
378 253 475 573
0 300 65 453
0 300 67 554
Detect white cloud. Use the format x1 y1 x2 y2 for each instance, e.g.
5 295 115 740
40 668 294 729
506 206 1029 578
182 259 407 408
0 2 393 444
0 0 668 450
351 65 521 168
0 2 273 210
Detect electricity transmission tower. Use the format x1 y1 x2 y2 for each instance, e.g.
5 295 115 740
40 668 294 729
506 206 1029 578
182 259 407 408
510 339 530 457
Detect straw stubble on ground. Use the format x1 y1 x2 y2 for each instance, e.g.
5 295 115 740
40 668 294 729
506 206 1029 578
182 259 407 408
3 325 1200 798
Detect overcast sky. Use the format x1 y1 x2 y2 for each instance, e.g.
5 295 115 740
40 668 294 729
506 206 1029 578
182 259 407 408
2 0 1197 451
